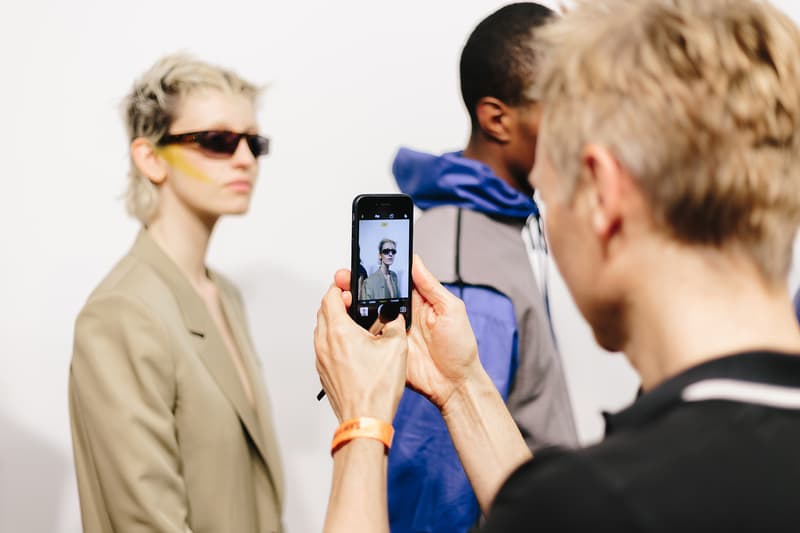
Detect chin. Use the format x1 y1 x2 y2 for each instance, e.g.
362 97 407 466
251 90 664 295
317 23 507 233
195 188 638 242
584 301 628 353
592 327 626 353
223 200 252 215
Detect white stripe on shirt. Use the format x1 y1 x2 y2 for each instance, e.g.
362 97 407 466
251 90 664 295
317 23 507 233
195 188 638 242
682 379 800 410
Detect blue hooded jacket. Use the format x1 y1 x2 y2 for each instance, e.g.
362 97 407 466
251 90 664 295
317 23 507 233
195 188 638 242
794 289 800 323
389 148 538 533
394 148 538 219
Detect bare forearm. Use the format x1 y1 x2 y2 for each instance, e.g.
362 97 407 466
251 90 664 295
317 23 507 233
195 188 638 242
324 439 389 533
442 367 533 515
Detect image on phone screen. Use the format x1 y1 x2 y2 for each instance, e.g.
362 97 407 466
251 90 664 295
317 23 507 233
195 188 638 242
351 195 412 331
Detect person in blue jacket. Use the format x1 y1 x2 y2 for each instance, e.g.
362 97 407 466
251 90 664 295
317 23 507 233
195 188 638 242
387 4 579 533
793 289 800 323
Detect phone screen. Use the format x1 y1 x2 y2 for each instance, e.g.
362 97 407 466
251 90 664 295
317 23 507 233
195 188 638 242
351 194 413 331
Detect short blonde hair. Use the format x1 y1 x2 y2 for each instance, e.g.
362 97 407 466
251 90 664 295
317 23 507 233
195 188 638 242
534 0 800 280
378 238 397 252
121 53 259 224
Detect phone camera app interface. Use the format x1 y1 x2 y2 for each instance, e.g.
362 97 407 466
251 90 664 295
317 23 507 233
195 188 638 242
355 215 410 330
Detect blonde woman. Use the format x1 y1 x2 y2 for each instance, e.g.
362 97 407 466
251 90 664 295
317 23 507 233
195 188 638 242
69 54 283 533
362 238 399 300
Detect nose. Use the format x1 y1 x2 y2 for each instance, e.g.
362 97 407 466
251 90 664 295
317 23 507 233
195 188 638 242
231 137 257 166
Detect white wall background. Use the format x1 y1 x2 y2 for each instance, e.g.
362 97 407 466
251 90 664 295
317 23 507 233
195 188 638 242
3 1 800 532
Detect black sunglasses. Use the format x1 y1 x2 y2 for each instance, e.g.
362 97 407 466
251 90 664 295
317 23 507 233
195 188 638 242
158 130 270 157
381 248 397 255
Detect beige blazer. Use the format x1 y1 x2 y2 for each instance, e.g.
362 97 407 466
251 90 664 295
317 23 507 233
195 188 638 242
69 229 284 533
361 269 399 300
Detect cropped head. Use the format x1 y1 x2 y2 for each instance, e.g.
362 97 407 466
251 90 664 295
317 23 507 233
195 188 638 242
531 0 800 347
378 238 397 266
460 2 554 191
460 2 553 127
123 54 264 224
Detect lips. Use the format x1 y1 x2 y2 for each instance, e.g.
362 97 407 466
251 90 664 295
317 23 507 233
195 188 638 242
226 180 253 192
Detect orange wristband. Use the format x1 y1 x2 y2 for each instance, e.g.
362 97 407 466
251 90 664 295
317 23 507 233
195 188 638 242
331 417 394 456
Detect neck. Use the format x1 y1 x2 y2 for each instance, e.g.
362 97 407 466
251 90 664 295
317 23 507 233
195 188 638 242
463 135 523 194
621 241 800 391
146 200 217 288
381 264 390 274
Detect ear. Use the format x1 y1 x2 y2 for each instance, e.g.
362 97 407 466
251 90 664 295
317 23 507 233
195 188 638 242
131 137 167 185
581 144 624 241
474 97 512 143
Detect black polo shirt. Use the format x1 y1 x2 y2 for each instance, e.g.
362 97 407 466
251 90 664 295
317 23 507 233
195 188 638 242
481 351 800 532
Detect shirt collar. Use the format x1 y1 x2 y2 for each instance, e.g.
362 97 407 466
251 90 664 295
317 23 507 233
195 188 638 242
604 351 800 435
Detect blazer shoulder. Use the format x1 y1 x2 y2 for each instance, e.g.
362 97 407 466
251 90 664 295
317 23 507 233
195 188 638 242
79 253 175 319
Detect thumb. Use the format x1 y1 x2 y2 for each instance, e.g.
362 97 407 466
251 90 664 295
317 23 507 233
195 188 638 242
412 254 453 314
381 313 407 339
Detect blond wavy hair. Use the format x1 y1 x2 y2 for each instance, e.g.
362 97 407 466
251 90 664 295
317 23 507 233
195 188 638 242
534 0 800 281
121 54 259 224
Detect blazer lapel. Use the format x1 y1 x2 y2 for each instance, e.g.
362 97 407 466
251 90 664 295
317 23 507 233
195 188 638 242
215 278 286 506
129 230 275 491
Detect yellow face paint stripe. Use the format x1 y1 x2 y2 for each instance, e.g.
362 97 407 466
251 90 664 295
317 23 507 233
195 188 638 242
156 146 213 183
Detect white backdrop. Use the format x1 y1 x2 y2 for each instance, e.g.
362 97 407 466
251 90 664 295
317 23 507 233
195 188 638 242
3 1 800 532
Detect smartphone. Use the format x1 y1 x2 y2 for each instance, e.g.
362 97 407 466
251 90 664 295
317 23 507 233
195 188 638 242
350 194 413 331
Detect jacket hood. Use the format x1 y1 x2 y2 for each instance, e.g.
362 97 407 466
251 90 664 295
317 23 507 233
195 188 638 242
392 147 538 219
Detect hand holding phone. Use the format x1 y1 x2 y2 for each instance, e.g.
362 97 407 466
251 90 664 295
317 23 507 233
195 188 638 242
317 194 414 401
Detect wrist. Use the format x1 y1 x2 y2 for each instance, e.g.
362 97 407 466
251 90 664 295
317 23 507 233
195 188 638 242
338 385 402 423
440 362 495 419
340 406 395 423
